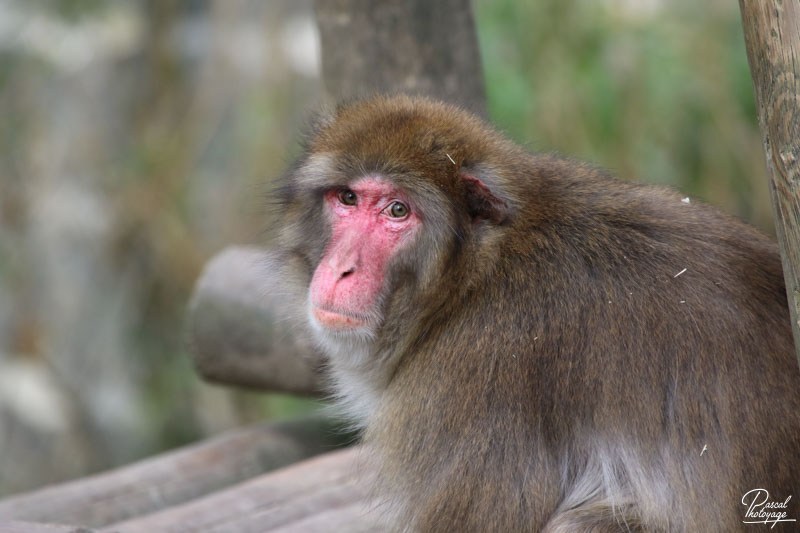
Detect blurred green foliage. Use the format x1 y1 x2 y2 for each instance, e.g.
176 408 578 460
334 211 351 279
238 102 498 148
31 0 107 20
475 0 772 232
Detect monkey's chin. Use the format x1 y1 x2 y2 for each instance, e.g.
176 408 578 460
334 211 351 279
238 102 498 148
311 307 369 331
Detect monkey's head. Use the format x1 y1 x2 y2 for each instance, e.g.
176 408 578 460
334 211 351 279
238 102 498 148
277 95 519 353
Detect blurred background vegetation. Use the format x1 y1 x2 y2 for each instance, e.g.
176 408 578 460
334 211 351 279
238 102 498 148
0 0 770 496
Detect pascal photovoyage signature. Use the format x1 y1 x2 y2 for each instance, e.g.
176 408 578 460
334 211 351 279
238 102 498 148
742 488 795 528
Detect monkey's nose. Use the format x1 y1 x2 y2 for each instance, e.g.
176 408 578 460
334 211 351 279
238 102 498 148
340 268 355 279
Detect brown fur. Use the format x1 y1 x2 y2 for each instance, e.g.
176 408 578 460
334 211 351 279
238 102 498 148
276 94 800 532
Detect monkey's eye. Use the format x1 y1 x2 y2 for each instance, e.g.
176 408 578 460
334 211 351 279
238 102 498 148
388 201 409 218
338 189 357 206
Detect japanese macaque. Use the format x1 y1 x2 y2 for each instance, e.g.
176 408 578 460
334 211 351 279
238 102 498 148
276 94 800 532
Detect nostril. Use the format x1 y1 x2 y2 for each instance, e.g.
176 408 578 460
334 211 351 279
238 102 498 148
340 268 355 279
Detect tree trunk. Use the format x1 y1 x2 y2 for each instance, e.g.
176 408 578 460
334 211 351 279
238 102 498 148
739 1 800 369
314 0 487 116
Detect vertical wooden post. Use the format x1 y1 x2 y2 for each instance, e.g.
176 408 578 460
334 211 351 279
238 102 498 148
314 0 487 116
739 1 800 368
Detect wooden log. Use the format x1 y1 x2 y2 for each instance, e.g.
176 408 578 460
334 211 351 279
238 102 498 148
315 0 487 116
186 246 325 394
101 448 383 533
0 416 352 528
739 1 800 368
0 524 93 533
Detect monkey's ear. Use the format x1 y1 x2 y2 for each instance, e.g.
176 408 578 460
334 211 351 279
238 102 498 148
461 174 509 225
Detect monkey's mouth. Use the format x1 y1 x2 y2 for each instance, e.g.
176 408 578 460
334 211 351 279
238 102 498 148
311 307 369 330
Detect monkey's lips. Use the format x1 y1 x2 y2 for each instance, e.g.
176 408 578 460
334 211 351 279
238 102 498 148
311 307 369 330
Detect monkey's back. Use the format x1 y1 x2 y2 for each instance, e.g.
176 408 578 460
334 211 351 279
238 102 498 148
378 156 800 532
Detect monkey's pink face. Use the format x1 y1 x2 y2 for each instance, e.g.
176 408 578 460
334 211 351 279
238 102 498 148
309 177 420 333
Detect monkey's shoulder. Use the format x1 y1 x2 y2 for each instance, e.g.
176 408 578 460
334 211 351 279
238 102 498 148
511 161 778 270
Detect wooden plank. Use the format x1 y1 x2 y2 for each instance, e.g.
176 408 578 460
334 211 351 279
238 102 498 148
102 448 384 532
268 503 381 533
0 417 351 528
739 0 800 368
0 523 93 533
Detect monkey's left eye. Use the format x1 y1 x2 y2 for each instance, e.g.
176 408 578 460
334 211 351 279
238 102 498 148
388 202 409 218
338 189 357 206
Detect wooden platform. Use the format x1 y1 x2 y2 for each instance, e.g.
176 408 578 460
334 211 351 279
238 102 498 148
0 420 382 532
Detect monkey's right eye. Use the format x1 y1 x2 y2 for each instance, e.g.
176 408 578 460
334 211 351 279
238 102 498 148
338 189 357 206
